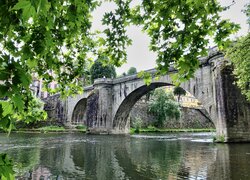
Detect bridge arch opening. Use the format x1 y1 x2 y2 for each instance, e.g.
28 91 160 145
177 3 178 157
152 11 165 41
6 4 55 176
71 98 87 126
112 83 215 133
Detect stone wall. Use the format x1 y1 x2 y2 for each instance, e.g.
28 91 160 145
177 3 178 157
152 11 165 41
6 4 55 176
42 93 215 129
129 99 215 129
86 90 99 128
216 64 250 141
43 94 67 126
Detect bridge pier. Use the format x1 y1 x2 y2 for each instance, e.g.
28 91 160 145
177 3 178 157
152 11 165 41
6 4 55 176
86 79 114 134
214 63 250 142
44 52 250 142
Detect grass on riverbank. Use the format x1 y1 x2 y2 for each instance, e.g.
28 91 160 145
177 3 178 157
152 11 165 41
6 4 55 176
38 126 65 132
130 127 215 134
7 125 87 133
1 125 214 134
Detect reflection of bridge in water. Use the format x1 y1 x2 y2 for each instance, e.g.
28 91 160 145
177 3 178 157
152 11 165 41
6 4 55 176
12 134 250 179
44 50 250 142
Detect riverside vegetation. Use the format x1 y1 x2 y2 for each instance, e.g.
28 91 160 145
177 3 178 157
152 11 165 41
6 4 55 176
0 1 249 179
0 0 242 133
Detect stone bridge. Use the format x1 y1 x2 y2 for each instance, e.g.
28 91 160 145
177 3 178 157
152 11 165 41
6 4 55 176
44 51 250 142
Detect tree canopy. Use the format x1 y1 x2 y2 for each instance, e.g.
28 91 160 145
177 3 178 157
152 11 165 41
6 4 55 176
227 33 250 101
173 86 186 102
90 57 116 83
148 89 181 127
127 67 137 75
226 3 250 101
0 0 241 129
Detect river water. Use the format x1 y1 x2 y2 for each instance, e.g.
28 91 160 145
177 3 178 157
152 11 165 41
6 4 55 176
0 132 250 179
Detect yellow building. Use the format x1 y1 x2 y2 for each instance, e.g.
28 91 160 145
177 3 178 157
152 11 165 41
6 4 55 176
165 86 202 108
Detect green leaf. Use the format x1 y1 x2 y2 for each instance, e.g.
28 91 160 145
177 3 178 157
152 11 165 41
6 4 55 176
36 0 51 15
12 94 24 111
137 71 152 86
0 154 15 180
0 101 13 117
27 59 38 68
19 72 31 88
12 0 31 10
0 71 9 80
12 0 36 21
170 74 181 86
0 117 10 129
0 85 8 98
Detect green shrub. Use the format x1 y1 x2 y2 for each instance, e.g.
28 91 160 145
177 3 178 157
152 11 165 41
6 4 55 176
148 89 181 127
147 125 157 131
213 135 225 143
75 125 86 129
132 117 143 133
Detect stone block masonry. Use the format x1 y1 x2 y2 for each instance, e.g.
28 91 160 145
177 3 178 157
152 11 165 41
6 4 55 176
129 98 214 129
43 50 250 142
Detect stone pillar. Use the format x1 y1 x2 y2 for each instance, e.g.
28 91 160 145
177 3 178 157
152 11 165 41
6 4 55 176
86 78 113 134
215 61 250 142
43 94 67 126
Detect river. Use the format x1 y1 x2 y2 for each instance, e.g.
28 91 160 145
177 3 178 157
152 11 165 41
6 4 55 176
0 132 250 179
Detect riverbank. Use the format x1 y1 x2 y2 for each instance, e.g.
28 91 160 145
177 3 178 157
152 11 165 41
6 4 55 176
1 126 215 134
0 126 86 134
130 127 216 134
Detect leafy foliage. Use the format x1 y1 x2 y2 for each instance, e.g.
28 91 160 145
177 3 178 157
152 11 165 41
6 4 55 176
226 4 250 101
227 34 250 101
0 95 47 133
148 89 181 127
14 96 47 123
0 154 15 180
131 116 143 133
128 0 239 84
101 0 132 66
173 86 186 102
138 71 153 85
90 57 116 83
127 67 137 75
0 0 240 129
0 0 98 95
0 0 98 130
244 3 250 26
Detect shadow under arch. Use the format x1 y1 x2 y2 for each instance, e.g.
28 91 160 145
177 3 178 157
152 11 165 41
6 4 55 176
112 82 215 132
71 98 87 125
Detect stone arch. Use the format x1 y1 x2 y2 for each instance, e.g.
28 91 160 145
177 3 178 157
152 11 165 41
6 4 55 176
112 82 214 133
85 90 99 128
113 82 170 132
71 98 87 125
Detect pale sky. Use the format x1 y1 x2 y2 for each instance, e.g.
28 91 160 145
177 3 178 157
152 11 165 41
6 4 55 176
92 0 249 75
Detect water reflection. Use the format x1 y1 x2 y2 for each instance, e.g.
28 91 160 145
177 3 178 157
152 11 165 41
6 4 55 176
0 133 250 179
